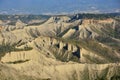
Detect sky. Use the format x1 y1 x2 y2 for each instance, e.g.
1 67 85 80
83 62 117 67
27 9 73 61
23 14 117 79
0 0 120 14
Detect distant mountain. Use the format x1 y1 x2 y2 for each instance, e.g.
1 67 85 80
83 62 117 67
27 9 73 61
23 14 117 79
0 0 120 14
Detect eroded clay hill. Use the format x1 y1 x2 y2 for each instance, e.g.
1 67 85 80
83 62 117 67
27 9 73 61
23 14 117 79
0 15 120 80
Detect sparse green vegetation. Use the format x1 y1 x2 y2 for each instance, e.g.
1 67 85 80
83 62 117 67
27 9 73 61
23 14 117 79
70 13 120 20
0 44 33 54
83 54 106 64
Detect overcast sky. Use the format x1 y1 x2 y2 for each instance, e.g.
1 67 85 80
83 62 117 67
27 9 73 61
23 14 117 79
0 0 120 14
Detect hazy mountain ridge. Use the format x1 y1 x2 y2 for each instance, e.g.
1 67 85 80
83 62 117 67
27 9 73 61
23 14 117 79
0 0 120 14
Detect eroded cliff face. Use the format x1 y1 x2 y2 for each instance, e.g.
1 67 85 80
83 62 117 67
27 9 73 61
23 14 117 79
0 16 120 80
0 36 111 64
61 18 120 41
0 60 120 80
82 18 114 25
0 36 119 80
1 36 80 63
